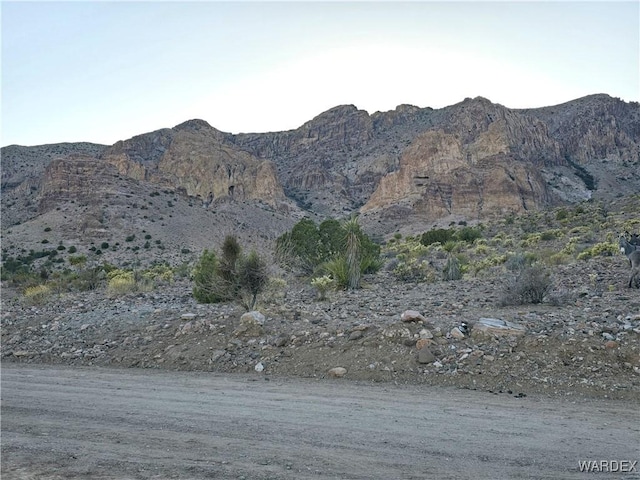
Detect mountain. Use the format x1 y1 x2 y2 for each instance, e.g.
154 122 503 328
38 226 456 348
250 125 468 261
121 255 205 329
1 94 639 259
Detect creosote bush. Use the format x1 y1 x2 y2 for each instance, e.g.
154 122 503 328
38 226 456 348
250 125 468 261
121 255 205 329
499 265 552 306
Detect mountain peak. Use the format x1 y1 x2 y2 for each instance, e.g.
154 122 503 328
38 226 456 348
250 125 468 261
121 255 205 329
173 119 213 132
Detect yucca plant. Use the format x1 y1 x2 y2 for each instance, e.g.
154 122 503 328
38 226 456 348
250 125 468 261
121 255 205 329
343 216 362 290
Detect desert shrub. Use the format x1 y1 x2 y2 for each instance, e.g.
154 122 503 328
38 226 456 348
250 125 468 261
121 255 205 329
192 249 224 303
576 242 618 260
23 284 52 305
193 237 268 309
499 265 552 306
73 267 104 291
107 271 136 297
520 233 541 248
68 246 77 254
455 226 482 244
146 264 174 283
393 258 435 282
69 255 87 267
420 228 455 246
311 275 333 300
442 255 462 281
504 252 536 272
125 234 135 242
540 229 562 241
276 216 380 280
322 257 349 289
555 209 569 221
385 237 434 282
473 244 490 255
262 277 287 303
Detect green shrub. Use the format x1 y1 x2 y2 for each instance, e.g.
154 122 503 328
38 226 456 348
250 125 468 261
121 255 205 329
192 249 224 303
193 237 269 309
442 255 462 281
420 228 454 246
275 216 380 282
322 257 349 289
455 226 482 244
69 255 87 267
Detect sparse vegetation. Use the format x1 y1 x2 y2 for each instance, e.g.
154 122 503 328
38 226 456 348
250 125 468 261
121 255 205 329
499 265 552 306
193 236 269 309
275 216 381 286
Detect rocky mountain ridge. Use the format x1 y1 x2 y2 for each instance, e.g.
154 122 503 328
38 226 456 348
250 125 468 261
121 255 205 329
2 94 638 251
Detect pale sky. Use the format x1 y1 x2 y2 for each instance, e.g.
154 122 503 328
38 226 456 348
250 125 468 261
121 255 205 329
1 1 638 147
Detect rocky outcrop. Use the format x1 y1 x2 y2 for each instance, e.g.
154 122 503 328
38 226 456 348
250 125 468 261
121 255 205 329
521 94 640 165
361 99 558 219
36 155 140 219
101 119 287 208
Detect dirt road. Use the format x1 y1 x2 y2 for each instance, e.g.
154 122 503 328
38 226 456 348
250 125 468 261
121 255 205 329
2 365 638 480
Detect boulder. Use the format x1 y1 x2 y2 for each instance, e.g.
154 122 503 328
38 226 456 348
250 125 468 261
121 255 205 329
328 367 347 378
417 347 436 364
472 318 526 338
401 310 426 323
233 311 266 337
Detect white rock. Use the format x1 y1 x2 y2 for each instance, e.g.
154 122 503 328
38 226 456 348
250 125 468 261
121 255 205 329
181 313 197 321
419 328 433 339
328 367 347 378
401 310 426 323
241 311 265 326
254 362 264 372
450 327 465 339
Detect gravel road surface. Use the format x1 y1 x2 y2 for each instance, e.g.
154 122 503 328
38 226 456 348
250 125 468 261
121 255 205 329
2 365 638 479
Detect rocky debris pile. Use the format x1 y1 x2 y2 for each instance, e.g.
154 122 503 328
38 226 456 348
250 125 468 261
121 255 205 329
2 270 639 400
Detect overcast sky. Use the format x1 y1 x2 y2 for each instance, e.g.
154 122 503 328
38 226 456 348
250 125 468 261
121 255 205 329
2 1 638 147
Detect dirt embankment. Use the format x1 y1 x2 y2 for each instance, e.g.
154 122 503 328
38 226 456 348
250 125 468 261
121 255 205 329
3 263 639 401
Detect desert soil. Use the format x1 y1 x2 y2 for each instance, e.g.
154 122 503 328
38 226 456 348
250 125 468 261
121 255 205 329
2 258 640 401
3 364 639 480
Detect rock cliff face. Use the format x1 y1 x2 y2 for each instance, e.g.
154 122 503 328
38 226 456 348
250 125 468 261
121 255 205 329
101 119 287 208
2 94 638 239
521 94 640 164
38 155 122 211
361 98 559 218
